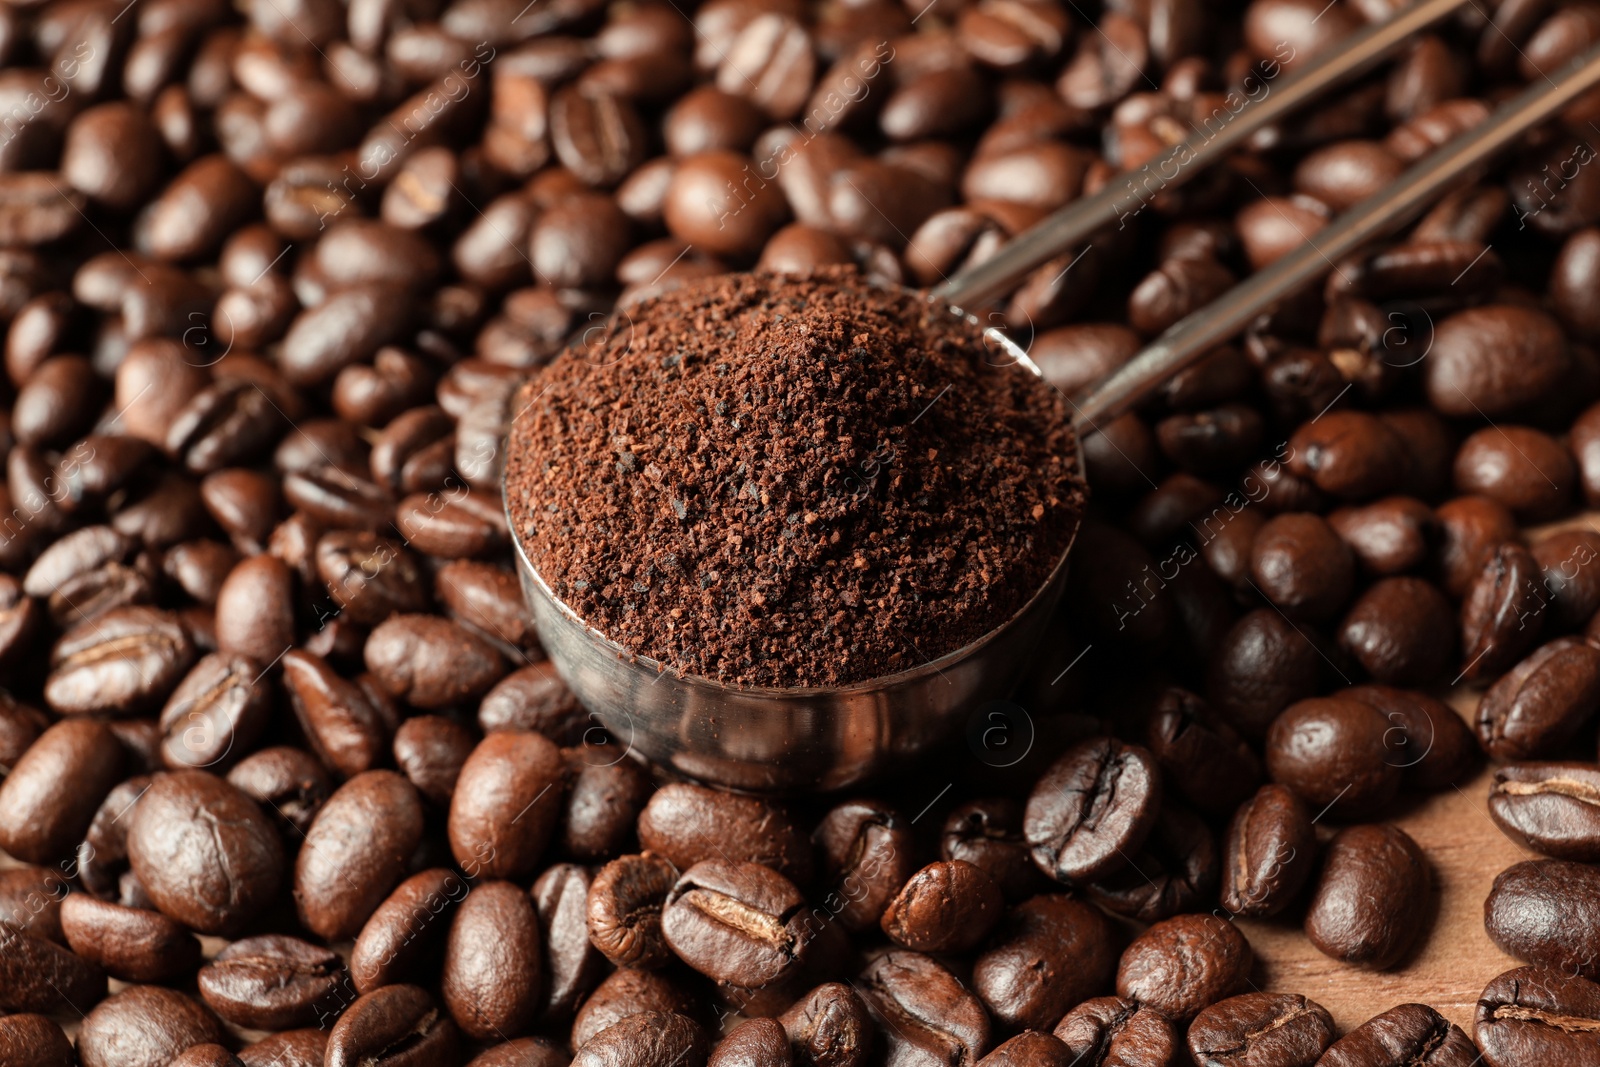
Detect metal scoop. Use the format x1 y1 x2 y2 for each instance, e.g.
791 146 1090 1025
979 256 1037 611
506 20 1600 792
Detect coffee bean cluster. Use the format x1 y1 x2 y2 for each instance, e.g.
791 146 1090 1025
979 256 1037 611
2 0 1600 1061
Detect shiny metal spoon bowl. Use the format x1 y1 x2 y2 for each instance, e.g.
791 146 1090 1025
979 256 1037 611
505 310 1082 793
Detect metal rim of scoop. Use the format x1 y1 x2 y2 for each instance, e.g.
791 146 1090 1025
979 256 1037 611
502 307 1085 701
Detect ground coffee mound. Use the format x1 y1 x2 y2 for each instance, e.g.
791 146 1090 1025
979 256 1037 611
505 268 1086 688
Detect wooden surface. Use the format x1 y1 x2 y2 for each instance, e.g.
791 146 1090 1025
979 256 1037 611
1238 689 1523 1035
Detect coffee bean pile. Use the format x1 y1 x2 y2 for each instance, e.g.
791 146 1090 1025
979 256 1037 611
505 269 1083 688
2 0 1600 1061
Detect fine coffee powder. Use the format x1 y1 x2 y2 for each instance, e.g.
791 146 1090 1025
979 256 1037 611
505 268 1085 688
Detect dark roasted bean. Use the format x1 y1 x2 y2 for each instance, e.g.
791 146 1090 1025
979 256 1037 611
588 851 677 969
1304 823 1430 969
75 986 224 1067
1187 992 1335 1067
1317 1002 1478 1067
443 879 543 1040
1052 996 1178 1067
573 1011 709 1067
1024 737 1161 884
1485 859 1600 979
1490 762 1600 861
326 984 461 1067
350 868 468 995
973 894 1118 1031
1475 965 1600 1067
197 934 346 1029
127 770 284 935
60 894 201 983
859 951 990 1067
296 770 425 940
1116 913 1252 1023
881 860 1004 953
1477 638 1600 760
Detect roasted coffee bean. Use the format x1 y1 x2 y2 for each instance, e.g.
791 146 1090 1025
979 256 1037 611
77 776 151 899
435 561 539 659
1490 762 1600 861
1267 697 1403 820
1085 803 1217 923
0 718 123 864
779 982 871 1067
468 1039 569 1067
1459 540 1547 688
809 799 916 931
1127 254 1235 339
640 783 812 883
315 530 430 625
1329 497 1438 576
532 863 604 1020
1207 608 1323 738
45 605 196 716
159 651 271 771
1342 685 1478 792
550 86 649 188
226 745 332 837
940 799 1046 903
573 1011 710 1067
365 613 506 709
561 751 651 860
1317 1002 1478 1067
449 730 567 879
392 715 476 806
663 859 811 987
443 879 543 1041
572 968 700 1049
1477 637 1600 761
170 1045 245 1067
0 922 107 1014
881 860 1004 953
1304 823 1430 969
60 894 201 983
859 950 990 1067
1250 513 1355 621
1116 913 1253 1023
75 986 225 1067
283 649 398 779
711 1018 794 1067
588 851 677 969
1337 576 1454 685
1485 859 1600 979
1187 992 1335 1067
1024 737 1161 885
1531 528 1600 630
1455 426 1576 523
479 661 585 740
973 894 1118 1031
127 770 284 935
1474 965 1600 1067
350 868 468 995
296 770 425 940
1435 496 1519 599
0 865 67 941
0 1013 74 1067
326 984 461 1067
197 934 346 1030
1052 996 1179 1067
1286 410 1405 501
390 489 502 550
1145 687 1262 818
971 1031 1071 1067
239 1029 329 1067
1426 306 1569 418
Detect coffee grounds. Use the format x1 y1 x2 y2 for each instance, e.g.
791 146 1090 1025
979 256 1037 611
505 268 1086 688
